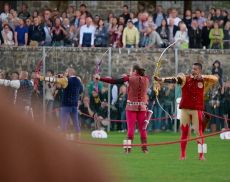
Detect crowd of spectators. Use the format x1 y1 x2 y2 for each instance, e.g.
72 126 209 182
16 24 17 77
0 59 230 133
0 2 230 49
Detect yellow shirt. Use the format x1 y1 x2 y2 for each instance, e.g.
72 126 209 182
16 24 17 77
122 26 140 46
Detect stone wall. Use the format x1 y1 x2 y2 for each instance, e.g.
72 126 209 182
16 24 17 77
13 1 139 18
0 47 230 85
8 1 230 19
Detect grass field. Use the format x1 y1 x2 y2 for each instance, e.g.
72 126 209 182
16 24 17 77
81 131 230 182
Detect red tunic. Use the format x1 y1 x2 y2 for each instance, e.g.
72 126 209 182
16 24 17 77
126 75 149 111
179 75 205 111
99 74 149 111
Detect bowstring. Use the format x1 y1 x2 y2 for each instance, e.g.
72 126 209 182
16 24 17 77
152 40 180 121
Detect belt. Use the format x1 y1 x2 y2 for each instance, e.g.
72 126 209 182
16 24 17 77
127 101 147 106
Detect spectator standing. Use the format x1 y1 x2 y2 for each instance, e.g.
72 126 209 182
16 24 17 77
14 18 28 46
71 10 81 28
211 9 224 28
32 10 39 18
1 23 14 45
53 81 64 125
134 12 141 30
212 60 223 86
223 21 230 49
120 5 131 25
10 9 20 29
147 83 164 132
108 17 118 46
79 16 95 47
201 20 213 48
28 17 45 46
60 11 67 22
194 9 207 29
62 18 72 46
94 19 108 47
174 22 189 49
122 19 139 48
79 4 92 18
43 9 52 23
44 69 55 125
71 17 86 47
43 18 52 46
167 8 181 26
161 84 175 131
105 12 114 28
130 12 138 28
222 10 229 27
183 9 192 28
67 5 75 22
209 21 224 49
110 84 119 108
7 12 16 31
118 16 125 31
0 3 10 22
0 71 34 118
10 71 19 104
168 18 178 44
25 18 32 27
116 84 127 132
147 16 154 27
156 19 170 48
188 20 202 48
93 15 100 26
140 25 163 48
153 5 167 28
221 80 230 128
18 3 30 20
51 17 67 46
138 12 149 39
209 8 216 20
208 74 222 132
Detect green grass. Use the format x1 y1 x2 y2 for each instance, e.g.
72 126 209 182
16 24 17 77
81 132 230 182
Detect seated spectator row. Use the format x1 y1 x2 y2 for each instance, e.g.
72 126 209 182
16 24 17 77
0 3 229 49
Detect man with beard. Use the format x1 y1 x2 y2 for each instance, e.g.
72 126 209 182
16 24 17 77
0 71 34 119
154 63 218 160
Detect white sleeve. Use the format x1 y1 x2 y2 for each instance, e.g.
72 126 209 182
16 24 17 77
111 85 118 105
30 80 34 86
79 26 84 45
0 79 20 89
10 80 21 89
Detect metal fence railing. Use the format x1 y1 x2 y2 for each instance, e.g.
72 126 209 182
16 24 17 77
0 47 229 132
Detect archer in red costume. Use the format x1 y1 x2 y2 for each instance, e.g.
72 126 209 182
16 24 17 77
95 64 149 153
155 63 218 160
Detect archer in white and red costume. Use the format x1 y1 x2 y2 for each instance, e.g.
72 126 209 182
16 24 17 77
95 64 150 153
155 63 218 160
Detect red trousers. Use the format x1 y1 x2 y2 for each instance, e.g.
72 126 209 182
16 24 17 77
180 109 204 159
126 110 147 141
